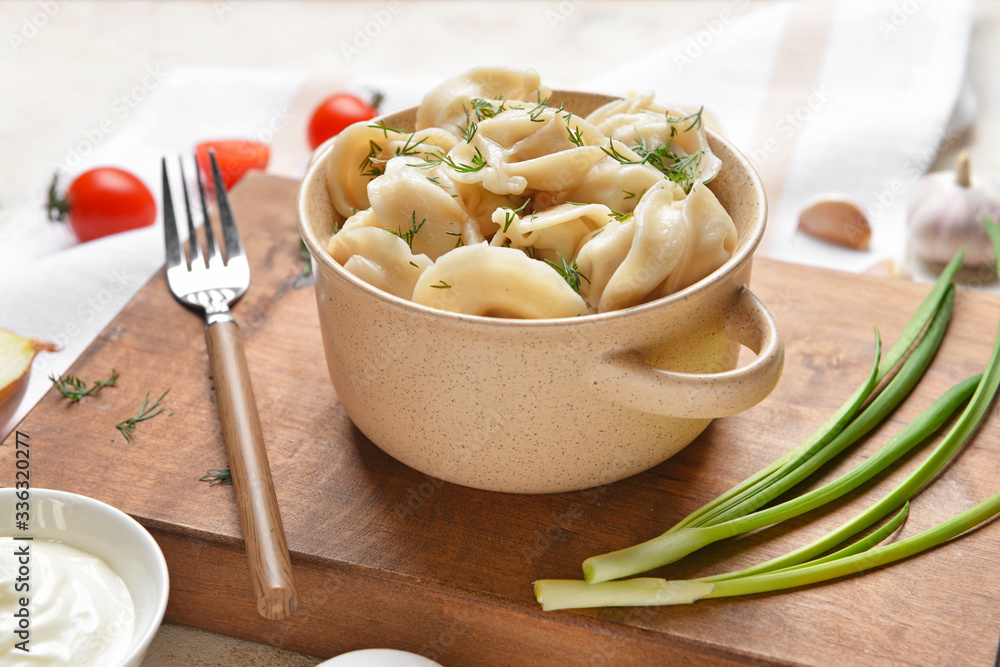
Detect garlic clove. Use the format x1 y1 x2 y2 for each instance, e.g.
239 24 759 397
798 196 871 249
908 150 1000 268
0 330 58 423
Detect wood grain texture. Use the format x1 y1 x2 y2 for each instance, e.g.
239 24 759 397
205 318 296 620
5 172 1000 665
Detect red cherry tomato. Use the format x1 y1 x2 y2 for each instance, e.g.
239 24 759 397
307 92 381 150
195 140 270 191
47 168 156 243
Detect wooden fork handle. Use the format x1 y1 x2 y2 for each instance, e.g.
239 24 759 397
206 319 297 620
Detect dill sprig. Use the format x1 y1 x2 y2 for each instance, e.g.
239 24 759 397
368 120 404 137
603 137 703 193
665 106 704 132
359 139 384 178
567 126 585 147
527 98 550 122
545 256 590 295
200 468 233 485
116 389 169 442
470 97 508 120
406 152 446 170
439 147 487 173
445 230 465 248
430 280 452 289
357 130 427 177
395 133 428 157
387 212 426 251
499 199 530 233
50 369 119 403
460 121 478 143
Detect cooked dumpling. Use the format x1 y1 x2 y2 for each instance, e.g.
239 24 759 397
594 181 686 312
444 106 606 196
327 208 380 258
329 226 433 300
587 93 721 186
597 180 735 312
451 180 520 238
412 243 588 318
575 217 636 311
562 156 676 214
415 67 552 139
325 123 458 219
491 202 614 265
654 180 737 297
368 156 483 261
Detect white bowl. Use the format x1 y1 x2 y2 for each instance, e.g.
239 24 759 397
317 648 443 666
0 488 169 666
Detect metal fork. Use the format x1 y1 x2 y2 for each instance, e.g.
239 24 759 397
162 153 297 620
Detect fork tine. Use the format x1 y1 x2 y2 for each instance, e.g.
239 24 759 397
178 157 202 268
161 157 183 270
195 155 221 264
208 149 246 264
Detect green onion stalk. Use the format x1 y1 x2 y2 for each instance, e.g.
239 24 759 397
668 251 964 535
584 274 959 584
535 218 1000 611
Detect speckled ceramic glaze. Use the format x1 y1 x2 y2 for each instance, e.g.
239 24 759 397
297 91 783 494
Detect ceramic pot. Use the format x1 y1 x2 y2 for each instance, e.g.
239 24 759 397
297 92 783 494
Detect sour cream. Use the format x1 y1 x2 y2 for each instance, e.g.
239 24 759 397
0 537 135 666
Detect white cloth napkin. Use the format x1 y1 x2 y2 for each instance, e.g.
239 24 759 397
0 0 976 440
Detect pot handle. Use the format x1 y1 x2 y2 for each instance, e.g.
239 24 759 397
589 286 784 419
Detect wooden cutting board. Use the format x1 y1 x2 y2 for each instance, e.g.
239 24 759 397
5 172 1000 666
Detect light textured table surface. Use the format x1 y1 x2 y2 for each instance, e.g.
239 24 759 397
2 1 999 664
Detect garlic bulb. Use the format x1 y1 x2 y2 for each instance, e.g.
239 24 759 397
0 329 57 424
908 150 1000 267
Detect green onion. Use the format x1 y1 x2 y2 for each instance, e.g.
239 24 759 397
584 284 959 584
535 578 714 611
535 219 1000 610
773 501 911 570
668 252 964 536
537 505 909 609
583 368 973 585
668 335 881 533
